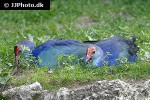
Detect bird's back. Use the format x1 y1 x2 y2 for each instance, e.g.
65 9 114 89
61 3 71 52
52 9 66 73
32 40 89 68
95 36 138 66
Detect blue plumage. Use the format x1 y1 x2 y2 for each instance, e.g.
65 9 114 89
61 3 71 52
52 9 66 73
32 40 89 69
14 34 35 64
16 40 35 52
15 36 139 68
84 36 139 67
14 40 35 65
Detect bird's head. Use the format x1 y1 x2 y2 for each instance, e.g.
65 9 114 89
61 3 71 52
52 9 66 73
14 34 35 65
14 43 33 65
85 46 96 63
84 45 103 66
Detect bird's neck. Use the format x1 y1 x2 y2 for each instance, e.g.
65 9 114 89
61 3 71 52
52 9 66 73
93 46 104 67
93 56 103 67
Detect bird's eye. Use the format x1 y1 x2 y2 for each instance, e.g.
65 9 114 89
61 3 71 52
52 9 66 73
92 51 95 54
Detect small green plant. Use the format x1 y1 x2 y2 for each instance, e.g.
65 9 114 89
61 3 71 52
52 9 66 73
57 54 80 68
0 94 9 100
102 52 112 66
116 57 128 65
0 66 12 92
0 71 10 86
17 52 38 71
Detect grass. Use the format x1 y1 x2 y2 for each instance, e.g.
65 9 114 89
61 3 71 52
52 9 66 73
0 0 150 90
10 61 150 90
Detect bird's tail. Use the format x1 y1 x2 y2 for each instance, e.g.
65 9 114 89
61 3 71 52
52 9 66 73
28 34 34 42
128 37 139 56
128 37 136 44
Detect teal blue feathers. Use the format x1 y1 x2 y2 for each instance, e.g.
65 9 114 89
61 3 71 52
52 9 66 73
15 36 139 68
32 40 89 69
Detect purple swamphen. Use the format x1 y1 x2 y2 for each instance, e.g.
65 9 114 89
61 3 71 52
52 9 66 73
14 34 35 64
84 36 139 67
31 40 93 69
14 36 139 68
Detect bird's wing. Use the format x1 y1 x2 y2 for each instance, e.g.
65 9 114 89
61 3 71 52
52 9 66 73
32 40 89 68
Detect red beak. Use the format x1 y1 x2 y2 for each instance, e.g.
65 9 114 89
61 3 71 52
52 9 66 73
85 55 91 63
14 46 20 65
